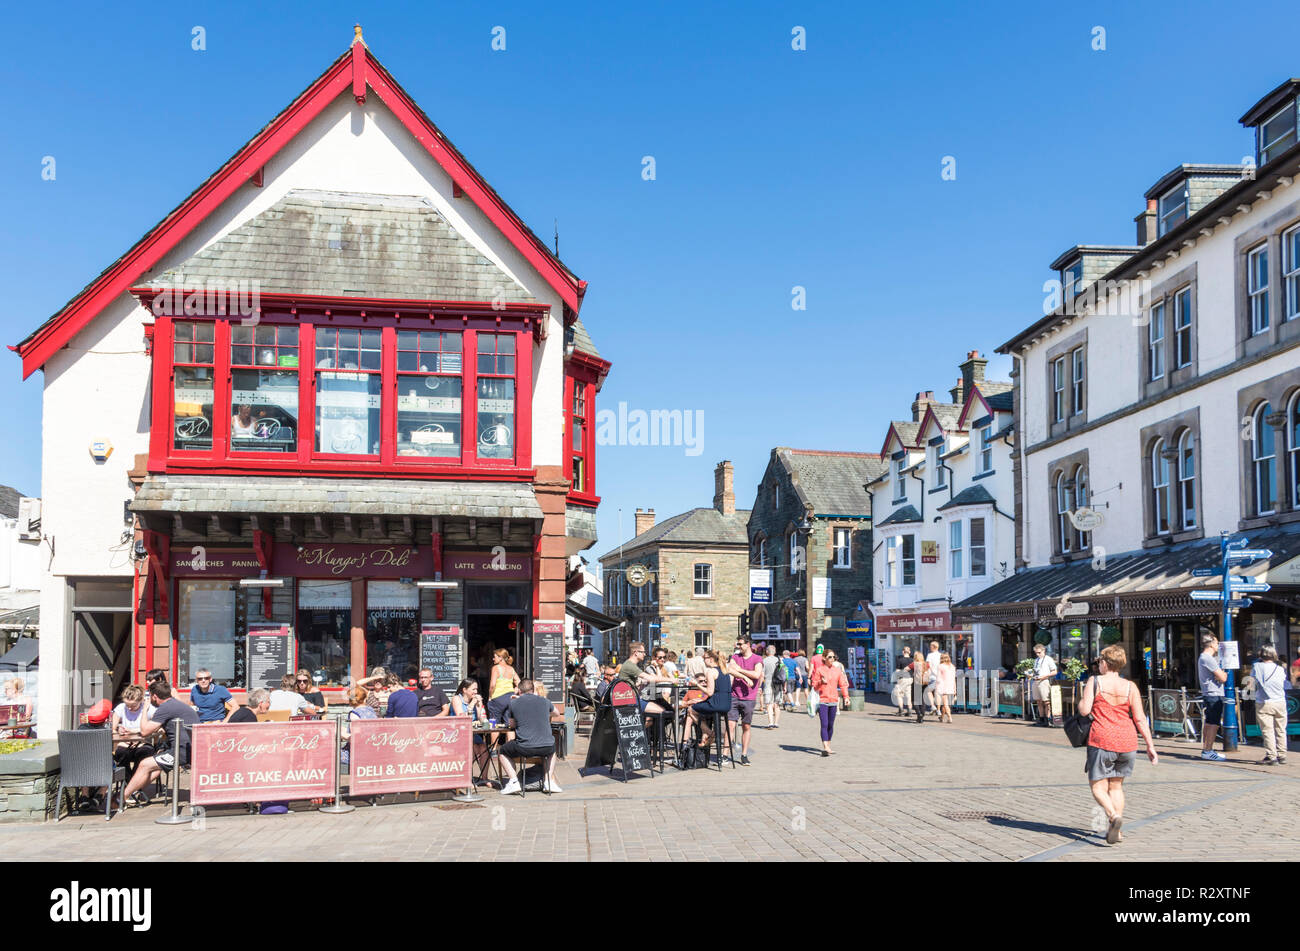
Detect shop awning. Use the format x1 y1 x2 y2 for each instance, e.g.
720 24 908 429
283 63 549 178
132 475 544 523
953 524 1300 625
0 636 39 672
565 599 622 632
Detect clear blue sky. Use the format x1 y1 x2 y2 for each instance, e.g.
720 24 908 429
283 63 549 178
3 0 1297 562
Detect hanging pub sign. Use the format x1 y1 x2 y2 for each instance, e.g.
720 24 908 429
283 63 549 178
921 540 939 564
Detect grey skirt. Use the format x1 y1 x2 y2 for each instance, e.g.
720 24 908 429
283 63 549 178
1085 746 1135 781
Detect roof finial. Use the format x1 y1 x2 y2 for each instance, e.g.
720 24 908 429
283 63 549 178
352 24 368 48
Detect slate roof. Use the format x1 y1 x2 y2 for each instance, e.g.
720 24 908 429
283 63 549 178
131 475 543 520
567 315 601 360
953 524 1300 618
142 190 536 304
876 504 922 527
975 381 1013 397
985 391 1014 412
886 421 921 449
778 449 886 517
936 485 997 511
928 403 963 431
598 507 751 561
0 486 21 520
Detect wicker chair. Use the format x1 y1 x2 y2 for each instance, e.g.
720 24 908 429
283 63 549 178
56 729 126 821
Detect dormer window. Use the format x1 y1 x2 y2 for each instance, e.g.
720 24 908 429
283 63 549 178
932 443 946 487
1158 183 1188 236
893 458 906 501
1260 100 1297 165
1063 260 1084 299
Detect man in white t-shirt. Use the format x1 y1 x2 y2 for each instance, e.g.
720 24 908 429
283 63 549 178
924 641 943 715
1031 643 1058 726
580 649 601 688
269 674 318 715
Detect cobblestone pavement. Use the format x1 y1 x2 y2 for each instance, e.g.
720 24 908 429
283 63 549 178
4 698 1295 861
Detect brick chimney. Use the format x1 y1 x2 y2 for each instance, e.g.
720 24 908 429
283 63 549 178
948 376 964 404
713 461 735 515
910 391 935 423
634 507 656 536
959 350 987 401
1135 198 1158 246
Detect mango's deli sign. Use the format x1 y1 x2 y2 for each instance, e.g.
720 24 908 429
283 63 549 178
277 543 435 577
170 544 531 579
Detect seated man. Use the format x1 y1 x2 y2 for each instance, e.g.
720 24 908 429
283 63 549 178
413 668 450 717
383 681 419 718
593 666 618 702
121 682 199 807
229 689 271 723
498 679 559 795
189 668 236 723
269 674 320 716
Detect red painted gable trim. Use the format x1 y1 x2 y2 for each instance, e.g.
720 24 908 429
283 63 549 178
916 404 966 442
957 389 994 430
15 45 582 379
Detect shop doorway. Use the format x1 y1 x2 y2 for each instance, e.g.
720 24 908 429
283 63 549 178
72 612 130 728
464 583 531 697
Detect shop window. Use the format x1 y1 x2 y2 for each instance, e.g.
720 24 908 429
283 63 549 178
176 581 294 689
367 580 420 681
296 580 352 686
396 331 463 459
172 321 215 451
477 333 516 461
315 328 382 455
230 324 298 453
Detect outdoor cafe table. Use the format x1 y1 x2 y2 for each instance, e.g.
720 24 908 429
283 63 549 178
471 714 567 787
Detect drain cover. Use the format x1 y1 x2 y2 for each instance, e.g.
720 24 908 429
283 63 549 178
843 780 879 785
434 803 484 811
940 811 1016 822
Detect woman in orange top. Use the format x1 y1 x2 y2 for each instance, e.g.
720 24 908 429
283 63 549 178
810 650 851 756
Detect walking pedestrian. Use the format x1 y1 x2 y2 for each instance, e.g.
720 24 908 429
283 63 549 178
1251 644 1289 765
811 649 850 756
728 635 764 765
908 651 929 722
793 651 809 708
781 650 798 710
924 641 942 716
761 644 783 729
1076 644 1157 845
1198 634 1229 761
1031 643 1058 726
936 653 957 723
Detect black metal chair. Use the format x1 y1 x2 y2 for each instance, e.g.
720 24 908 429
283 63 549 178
510 749 554 799
704 710 736 771
56 729 126 822
643 707 676 771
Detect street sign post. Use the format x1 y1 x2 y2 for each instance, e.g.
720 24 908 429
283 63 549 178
1216 535 1272 753
1190 590 1224 600
1191 568 1218 578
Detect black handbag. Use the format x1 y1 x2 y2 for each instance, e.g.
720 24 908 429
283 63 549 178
1062 676 1095 747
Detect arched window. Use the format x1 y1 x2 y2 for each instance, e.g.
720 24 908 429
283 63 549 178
1152 438 1171 535
1178 430 1197 530
1055 471 1072 553
752 607 769 633
1073 466 1090 551
1289 393 1300 509
1254 403 1275 516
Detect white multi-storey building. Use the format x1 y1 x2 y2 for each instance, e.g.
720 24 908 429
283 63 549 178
867 352 1016 688
956 79 1300 715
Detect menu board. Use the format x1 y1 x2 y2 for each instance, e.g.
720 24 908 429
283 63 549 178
532 620 565 700
247 623 294 691
419 624 463 694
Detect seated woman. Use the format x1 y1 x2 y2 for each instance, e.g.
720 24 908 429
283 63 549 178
1 677 34 738
680 650 732 754
341 686 377 767
450 679 492 779
110 684 155 772
295 668 327 713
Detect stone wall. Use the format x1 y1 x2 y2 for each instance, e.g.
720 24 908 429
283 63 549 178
0 743 62 822
656 545 748 656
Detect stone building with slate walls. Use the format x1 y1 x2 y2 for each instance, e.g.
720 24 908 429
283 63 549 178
599 463 750 660
744 449 886 661
11 30 610 731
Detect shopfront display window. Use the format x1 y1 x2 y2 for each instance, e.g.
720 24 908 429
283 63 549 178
296 580 351 686
366 580 420 680
176 581 294 688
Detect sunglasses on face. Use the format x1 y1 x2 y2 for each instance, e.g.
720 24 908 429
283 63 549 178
197 677 211 682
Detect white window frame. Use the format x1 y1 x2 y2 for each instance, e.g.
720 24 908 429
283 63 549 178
1285 224 1300 323
1148 301 1165 380
1051 357 1065 422
1249 244 1270 336
893 457 906 501
1254 403 1276 516
933 443 946 487
1178 430 1197 531
969 517 987 578
1152 438 1171 535
1261 101 1298 165
1289 393 1300 509
885 535 899 588
693 563 713 598
1073 466 1091 552
1174 288 1193 369
1070 347 1084 416
694 630 712 650
979 423 993 473
833 527 852 569
901 534 916 586
1158 183 1188 236
1055 472 1072 554
949 520 963 579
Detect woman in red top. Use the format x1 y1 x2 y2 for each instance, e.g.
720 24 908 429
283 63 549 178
1076 644 1157 845
810 650 851 757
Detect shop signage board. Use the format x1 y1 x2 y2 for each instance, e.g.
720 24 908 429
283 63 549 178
442 549 532 580
532 620 565 699
876 612 956 633
997 680 1025 716
1149 688 1188 735
172 548 264 577
749 568 772 604
846 619 872 638
275 543 435 579
419 624 463 694
190 720 336 805
246 623 293 691
347 716 473 796
811 577 831 610
608 681 651 777
920 540 938 564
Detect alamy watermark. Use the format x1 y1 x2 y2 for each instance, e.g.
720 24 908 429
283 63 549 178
150 276 261 323
596 402 704 456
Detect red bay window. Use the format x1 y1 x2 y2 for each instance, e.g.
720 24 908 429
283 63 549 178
149 302 536 477
564 360 601 505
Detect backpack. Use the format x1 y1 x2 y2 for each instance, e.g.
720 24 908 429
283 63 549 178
772 659 788 685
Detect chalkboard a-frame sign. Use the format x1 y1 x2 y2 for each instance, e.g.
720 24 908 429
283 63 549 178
608 680 654 780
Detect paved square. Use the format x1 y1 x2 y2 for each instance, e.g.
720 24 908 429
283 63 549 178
3 700 1293 862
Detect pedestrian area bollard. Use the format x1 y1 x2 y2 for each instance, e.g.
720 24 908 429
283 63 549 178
155 723 195 826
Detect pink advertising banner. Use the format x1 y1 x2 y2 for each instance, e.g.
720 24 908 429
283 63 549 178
347 716 474 796
190 720 337 805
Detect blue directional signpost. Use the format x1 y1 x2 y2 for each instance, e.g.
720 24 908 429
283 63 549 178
1206 533 1273 752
